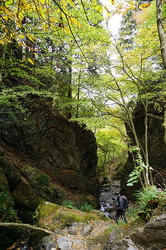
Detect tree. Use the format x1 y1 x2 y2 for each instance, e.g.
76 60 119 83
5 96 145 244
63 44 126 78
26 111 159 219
156 0 166 68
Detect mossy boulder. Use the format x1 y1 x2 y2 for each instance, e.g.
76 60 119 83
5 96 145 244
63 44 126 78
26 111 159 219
36 201 107 231
12 177 41 210
87 229 110 249
0 157 21 190
0 171 16 221
0 171 9 191
16 164 68 204
0 97 99 197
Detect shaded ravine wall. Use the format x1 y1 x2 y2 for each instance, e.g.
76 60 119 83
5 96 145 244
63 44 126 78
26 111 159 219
0 97 100 220
121 103 166 197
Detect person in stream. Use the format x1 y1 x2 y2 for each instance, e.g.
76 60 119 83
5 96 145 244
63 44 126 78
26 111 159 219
115 194 129 223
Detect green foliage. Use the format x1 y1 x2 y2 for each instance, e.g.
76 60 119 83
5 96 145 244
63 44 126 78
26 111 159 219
127 147 148 187
136 186 166 220
80 202 93 212
126 207 138 221
37 173 50 188
62 200 78 210
62 200 94 212
77 116 128 179
0 191 17 222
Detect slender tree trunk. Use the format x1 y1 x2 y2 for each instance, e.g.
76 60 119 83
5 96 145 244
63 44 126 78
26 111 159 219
66 60 72 119
156 0 166 69
0 45 5 83
76 70 81 118
144 102 150 185
163 109 166 144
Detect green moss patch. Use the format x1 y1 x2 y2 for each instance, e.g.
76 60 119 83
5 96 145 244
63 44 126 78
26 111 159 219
87 229 110 248
12 178 41 210
36 201 106 231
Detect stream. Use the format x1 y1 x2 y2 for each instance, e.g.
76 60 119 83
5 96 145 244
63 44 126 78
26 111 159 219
99 179 121 219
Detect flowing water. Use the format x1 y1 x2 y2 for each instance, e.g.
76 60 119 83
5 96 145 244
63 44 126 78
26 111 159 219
99 179 121 219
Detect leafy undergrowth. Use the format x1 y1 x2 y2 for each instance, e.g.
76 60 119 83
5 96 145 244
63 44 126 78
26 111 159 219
135 186 166 220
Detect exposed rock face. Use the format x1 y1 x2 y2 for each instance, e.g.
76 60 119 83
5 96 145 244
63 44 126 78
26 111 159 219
104 212 166 250
0 97 99 220
121 103 166 196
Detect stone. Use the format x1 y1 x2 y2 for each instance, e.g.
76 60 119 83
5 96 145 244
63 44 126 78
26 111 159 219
82 224 93 236
57 236 72 250
104 212 166 250
12 177 41 210
68 224 79 235
0 97 99 199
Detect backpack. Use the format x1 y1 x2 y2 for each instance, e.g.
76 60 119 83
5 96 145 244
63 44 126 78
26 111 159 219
122 196 129 209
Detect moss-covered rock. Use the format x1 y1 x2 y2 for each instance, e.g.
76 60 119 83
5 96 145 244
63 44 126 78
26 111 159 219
36 201 106 231
0 171 16 221
12 177 41 210
0 171 9 191
0 157 21 190
87 229 110 249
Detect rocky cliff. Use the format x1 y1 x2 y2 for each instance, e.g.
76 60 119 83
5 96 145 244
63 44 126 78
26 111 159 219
0 96 99 221
104 211 166 250
121 102 166 196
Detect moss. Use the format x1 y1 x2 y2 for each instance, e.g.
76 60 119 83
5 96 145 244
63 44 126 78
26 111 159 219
53 212 82 228
87 229 110 248
83 214 97 221
0 172 9 191
90 210 110 221
0 157 21 189
36 201 60 221
36 201 105 231
12 178 41 210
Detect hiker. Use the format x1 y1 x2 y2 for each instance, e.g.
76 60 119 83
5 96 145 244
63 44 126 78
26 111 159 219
115 194 129 223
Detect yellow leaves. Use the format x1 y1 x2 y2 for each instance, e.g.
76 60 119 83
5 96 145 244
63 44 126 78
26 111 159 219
110 0 115 5
67 0 75 8
42 22 50 31
6 242 17 250
28 58 34 65
63 26 70 34
27 33 37 43
123 5 136 15
95 6 103 13
139 3 151 10
70 17 82 28
0 6 14 17
39 0 46 4
4 0 13 7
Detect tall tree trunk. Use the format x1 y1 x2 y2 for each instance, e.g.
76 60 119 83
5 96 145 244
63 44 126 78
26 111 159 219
156 0 166 69
0 45 5 83
66 60 72 119
76 69 81 118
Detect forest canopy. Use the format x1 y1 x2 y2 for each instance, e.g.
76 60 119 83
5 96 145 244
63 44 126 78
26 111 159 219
0 0 166 182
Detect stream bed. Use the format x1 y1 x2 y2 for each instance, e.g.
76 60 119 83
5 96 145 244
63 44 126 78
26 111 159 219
99 179 121 219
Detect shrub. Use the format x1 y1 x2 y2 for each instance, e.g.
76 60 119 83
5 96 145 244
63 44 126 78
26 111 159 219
62 200 78 210
80 202 93 212
136 186 166 220
0 191 17 222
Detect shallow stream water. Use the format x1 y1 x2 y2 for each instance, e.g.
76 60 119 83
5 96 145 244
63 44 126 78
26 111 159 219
99 179 121 219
